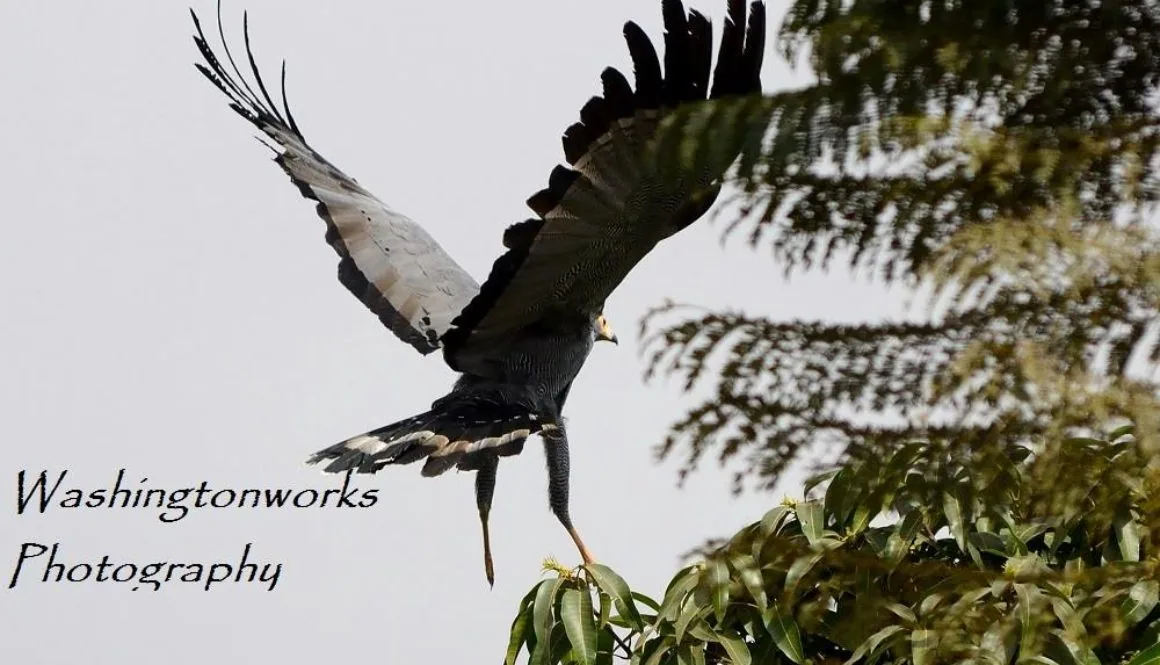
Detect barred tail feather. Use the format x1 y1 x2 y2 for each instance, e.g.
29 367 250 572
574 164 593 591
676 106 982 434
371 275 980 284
306 391 551 476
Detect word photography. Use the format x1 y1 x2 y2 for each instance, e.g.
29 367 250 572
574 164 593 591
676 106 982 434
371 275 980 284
8 541 282 592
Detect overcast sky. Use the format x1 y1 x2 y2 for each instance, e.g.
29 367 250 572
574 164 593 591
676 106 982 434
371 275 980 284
0 1 905 662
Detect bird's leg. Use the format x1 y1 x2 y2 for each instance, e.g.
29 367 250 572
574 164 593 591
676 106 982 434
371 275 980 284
475 455 498 587
541 426 596 565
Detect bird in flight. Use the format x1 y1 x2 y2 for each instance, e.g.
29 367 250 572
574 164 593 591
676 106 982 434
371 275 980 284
192 0 765 585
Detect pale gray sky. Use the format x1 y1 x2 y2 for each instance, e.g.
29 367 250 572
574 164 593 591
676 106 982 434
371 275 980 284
0 1 903 662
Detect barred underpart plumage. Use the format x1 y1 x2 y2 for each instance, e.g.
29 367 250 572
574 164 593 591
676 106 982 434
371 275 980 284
191 0 766 586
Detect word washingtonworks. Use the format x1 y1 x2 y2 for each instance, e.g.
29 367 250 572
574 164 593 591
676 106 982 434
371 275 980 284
16 469 379 523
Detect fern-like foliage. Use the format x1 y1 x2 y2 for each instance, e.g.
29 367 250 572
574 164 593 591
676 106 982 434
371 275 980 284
644 0 1160 491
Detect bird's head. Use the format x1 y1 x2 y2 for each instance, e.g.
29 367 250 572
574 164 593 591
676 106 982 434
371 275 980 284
594 314 618 345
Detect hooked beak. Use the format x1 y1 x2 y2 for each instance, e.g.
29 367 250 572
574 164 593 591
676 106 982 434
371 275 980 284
596 315 619 345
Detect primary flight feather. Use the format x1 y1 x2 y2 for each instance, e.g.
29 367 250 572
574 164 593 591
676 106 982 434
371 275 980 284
192 0 766 585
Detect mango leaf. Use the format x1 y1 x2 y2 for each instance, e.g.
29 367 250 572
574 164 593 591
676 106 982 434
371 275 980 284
805 468 841 497
1123 581 1160 626
676 644 699 665
729 554 768 611
1046 630 1100 665
824 467 855 528
969 531 1009 557
596 626 616 665
785 551 825 596
980 620 1018 665
757 507 792 538
658 567 702 623
1016 584 1043 658
849 486 885 535
1114 509 1141 562
844 625 906 665
882 602 917 625
763 606 806 665
943 489 969 553
633 592 662 613
912 629 937 665
561 586 598 665
506 587 538 665
534 578 564 643
587 564 644 632
548 623 573 665
706 558 731 623
1126 641 1160 665
1023 657 1065 665
919 594 945 618
688 644 706 665
641 637 675 665
796 500 826 545
675 602 711 643
1109 424 1135 440
715 629 752 665
885 510 924 563
598 591 612 630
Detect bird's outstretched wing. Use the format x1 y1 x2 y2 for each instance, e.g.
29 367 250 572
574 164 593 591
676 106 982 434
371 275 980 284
443 0 765 372
191 6 479 355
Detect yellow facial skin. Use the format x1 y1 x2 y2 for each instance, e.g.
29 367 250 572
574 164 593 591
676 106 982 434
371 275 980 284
595 315 618 345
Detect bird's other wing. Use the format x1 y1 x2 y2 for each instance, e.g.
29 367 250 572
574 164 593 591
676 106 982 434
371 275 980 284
191 6 479 355
442 0 765 372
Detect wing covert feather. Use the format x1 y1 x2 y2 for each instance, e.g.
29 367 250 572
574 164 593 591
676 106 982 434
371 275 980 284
191 8 478 355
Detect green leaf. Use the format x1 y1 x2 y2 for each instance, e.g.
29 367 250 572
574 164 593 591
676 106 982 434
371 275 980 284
1109 424 1135 441
757 507 792 538
882 602 917 625
674 602 710 643
715 629 752 665
942 488 968 553
596 627 616 665
688 622 717 643
587 564 645 632
844 625 906 665
911 629 937 665
642 637 675 665
824 466 856 528
1124 581 1160 626
919 593 945 618
706 558 730 623
805 468 841 497
688 643 706 665
1114 509 1141 562
534 578 564 643
658 567 701 623
730 554 767 611
969 531 1009 557
598 591 612 631
784 551 825 596
632 592 662 613
506 588 537 665
1126 641 1160 665
796 500 825 544
1046 630 1100 665
561 586 598 665
762 607 806 665
1015 584 1042 658
980 620 1018 665
885 510 924 562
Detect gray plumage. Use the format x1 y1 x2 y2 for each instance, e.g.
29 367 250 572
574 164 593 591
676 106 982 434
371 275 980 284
191 0 766 585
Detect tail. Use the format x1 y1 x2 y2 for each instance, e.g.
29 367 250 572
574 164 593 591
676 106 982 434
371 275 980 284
307 387 554 477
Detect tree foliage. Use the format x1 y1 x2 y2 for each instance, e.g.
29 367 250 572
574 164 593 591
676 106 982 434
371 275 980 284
503 1 1160 663
505 430 1158 665
645 0 1160 491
